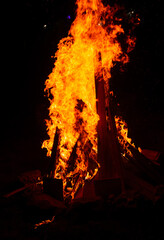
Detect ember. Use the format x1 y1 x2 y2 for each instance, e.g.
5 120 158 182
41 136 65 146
42 0 139 200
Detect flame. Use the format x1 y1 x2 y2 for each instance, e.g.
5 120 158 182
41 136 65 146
115 116 141 158
42 0 137 200
34 216 55 229
114 116 135 157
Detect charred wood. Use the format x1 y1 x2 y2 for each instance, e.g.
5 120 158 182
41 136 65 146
47 127 60 178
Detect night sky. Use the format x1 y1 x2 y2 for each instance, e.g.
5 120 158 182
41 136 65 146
1 0 163 182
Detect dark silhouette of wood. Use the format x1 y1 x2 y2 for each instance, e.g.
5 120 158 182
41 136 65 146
127 146 164 185
95 52 123 182
48 127 60 178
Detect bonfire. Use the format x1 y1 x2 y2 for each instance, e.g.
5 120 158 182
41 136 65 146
42 0 140 200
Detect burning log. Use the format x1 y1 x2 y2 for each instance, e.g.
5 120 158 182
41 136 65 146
64 130 97 199
46 127 60 178
43 127 64 201
95 70 122 180
93 52 124 198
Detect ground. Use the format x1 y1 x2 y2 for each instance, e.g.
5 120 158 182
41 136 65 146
1 190 164 240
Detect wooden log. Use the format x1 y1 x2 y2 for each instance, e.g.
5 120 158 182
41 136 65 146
3 181 42 198
47 127 60 178
128 146 164 185
67 129 89 174
66 140 78 174
95 52 123 181
3 170 42 198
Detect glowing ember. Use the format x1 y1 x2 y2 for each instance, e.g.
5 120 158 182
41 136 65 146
42 0 138 200
34 216 55 229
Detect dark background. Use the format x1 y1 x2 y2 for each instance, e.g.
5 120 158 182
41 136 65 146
1 0 163 189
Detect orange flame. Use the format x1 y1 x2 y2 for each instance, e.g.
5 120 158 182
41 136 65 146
114 116 135 158
115 116 142 159
42 0 137 199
